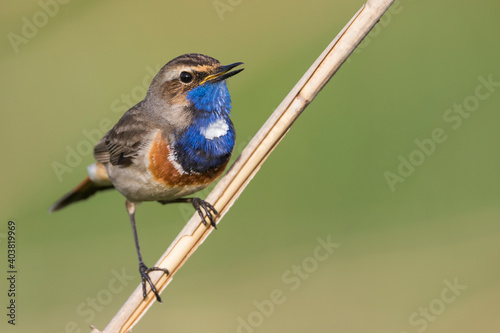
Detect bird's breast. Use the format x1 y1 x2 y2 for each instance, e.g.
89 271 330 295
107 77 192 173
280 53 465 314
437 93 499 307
148 132 229 188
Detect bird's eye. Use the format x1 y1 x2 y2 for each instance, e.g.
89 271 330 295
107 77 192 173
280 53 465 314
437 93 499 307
180 71 194 83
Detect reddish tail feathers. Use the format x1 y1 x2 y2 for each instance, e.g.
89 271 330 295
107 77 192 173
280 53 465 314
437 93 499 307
49 177 114 212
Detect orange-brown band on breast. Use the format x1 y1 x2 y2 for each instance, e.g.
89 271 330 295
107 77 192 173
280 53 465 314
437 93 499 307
148 132 228 187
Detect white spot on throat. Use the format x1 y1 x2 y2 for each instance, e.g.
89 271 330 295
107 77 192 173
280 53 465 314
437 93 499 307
201 119 229 140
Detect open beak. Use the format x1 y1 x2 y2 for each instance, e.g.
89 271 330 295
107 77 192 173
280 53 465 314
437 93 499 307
200 62 244 85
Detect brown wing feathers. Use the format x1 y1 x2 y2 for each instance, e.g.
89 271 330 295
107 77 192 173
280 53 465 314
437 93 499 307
94 108 152 166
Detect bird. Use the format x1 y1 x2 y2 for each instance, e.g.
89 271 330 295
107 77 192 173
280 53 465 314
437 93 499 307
50 53 244 302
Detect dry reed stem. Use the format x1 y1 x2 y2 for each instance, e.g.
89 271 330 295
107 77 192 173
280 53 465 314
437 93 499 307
90 0 395 331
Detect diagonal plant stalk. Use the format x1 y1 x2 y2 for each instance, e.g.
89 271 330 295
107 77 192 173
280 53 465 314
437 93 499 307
90 0 395 331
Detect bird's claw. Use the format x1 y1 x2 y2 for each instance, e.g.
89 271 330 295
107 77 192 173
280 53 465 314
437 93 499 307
139 262 169 302
191 198 218 228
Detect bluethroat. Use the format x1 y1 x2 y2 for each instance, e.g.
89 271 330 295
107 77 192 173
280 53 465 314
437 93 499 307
50 53 244 302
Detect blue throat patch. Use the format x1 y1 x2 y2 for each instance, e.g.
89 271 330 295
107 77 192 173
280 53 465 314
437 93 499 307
174 81 236 173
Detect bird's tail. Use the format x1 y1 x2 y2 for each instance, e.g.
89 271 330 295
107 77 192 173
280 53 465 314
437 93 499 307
49 163 114 212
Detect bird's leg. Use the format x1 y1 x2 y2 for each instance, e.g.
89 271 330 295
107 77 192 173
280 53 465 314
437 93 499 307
126 200 169 302
158 198 218 228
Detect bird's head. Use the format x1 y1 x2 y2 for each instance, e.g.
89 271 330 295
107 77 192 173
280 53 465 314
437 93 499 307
146 54 244 127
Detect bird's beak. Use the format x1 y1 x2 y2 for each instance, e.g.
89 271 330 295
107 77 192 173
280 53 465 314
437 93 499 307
199 62 244 85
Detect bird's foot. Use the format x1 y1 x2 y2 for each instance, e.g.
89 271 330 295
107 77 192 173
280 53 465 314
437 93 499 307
158 197 218 228
138 262 169 302
191 198 218 228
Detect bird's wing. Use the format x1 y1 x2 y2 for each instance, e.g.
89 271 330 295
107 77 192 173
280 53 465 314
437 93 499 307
94 108 154 166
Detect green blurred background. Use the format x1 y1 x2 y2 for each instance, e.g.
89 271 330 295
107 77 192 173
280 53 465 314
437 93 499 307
1 0 499 332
